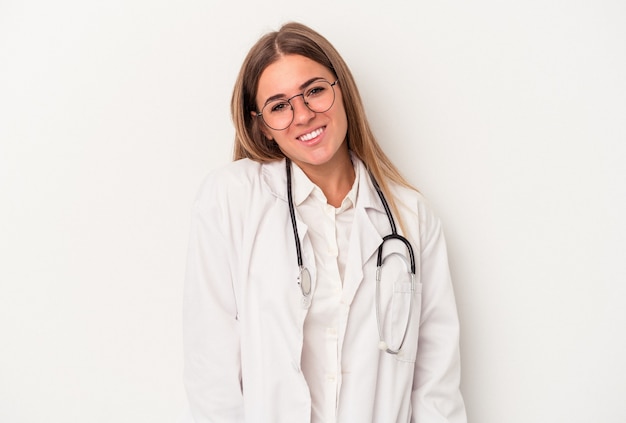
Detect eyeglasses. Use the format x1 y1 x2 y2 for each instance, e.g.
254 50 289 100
256 79 339 131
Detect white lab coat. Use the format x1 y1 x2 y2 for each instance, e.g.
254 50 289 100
182 157 466 423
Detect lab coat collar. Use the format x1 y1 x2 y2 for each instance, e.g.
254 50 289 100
261 159 289 202
352 153 386 215
291 164 317 207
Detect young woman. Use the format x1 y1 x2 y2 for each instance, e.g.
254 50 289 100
183 22 467 423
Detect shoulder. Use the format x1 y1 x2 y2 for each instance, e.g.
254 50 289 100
193 159 285 212
388 181 443 246
199 158 262 188
193 159 263 209
389 183 437 221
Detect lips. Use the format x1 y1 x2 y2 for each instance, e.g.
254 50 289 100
297 126 325 142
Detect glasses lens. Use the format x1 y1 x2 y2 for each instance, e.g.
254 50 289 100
261 80 336 130
304 80 335 113
261 100 293 131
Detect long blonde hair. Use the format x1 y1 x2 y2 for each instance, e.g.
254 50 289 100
231 22 416 231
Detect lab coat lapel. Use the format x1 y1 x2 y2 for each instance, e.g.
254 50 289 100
341 158 387 307
341 206 383 306
262 159 315 313
292 214 317 311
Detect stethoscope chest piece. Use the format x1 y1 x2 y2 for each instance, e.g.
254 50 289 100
298 266 312 309
298 266 311 296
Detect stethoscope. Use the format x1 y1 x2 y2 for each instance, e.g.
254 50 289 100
285 158 416 355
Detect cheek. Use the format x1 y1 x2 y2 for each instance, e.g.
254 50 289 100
273 133 292 150
334 104 349 135
334 94 348 122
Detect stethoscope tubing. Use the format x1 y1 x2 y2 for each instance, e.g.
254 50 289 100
285 157 416 354
286 159 311 297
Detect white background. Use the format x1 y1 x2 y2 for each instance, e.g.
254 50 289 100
1 1 625 422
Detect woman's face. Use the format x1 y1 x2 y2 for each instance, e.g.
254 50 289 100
254 54 349 174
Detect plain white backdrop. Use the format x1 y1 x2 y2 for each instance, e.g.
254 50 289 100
1 1 625 422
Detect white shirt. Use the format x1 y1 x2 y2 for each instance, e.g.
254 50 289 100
291 161 359 422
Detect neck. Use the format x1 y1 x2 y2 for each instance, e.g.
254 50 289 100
294 151 355 208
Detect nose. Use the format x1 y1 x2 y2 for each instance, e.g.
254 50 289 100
290 94 316 125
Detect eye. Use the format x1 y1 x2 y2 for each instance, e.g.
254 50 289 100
269 101 291 113
306 84 326 98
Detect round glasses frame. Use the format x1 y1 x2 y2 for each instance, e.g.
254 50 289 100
255 79 339 131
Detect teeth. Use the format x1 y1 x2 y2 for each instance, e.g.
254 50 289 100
299 128 323 141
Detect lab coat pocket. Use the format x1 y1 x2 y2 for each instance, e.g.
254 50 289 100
391 280 422 363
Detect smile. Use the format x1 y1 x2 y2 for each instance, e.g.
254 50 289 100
298 127 324 142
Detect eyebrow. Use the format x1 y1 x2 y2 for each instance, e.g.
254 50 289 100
262 77 325 107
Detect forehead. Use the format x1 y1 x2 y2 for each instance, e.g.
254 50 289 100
257 55 334 98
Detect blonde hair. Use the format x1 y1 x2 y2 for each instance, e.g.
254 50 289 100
231 22 416 232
